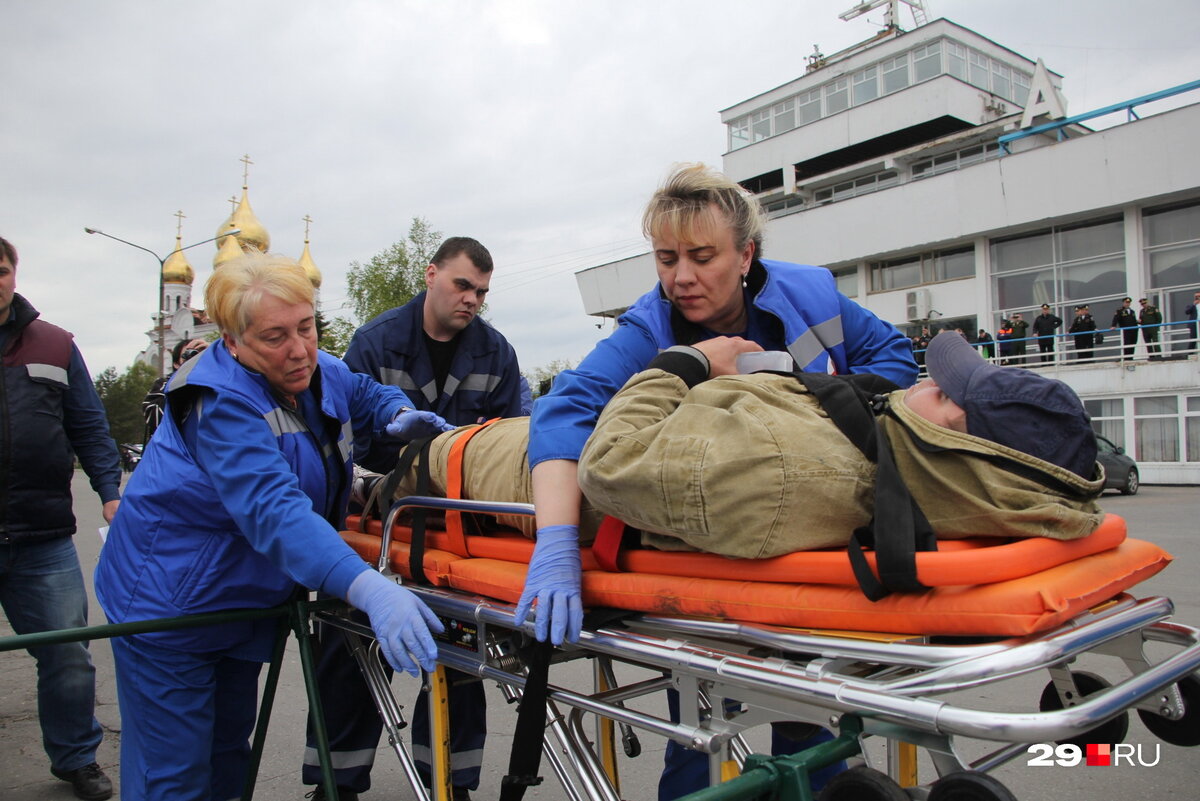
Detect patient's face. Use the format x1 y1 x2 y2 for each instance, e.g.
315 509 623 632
903 379 967 433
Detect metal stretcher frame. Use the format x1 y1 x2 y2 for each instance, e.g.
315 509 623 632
331 496 1200 801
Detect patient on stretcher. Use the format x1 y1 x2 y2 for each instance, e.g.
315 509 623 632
366 331 1104 559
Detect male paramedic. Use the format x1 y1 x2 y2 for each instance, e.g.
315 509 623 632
304 236 524 801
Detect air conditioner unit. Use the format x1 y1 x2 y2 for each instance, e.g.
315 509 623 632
905 288 931 321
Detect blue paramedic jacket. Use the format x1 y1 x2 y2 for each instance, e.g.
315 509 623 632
343 292 524 472
529 258 917 467
95 340 411 658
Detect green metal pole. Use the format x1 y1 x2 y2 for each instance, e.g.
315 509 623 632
241 604 297 800
296 594 341 799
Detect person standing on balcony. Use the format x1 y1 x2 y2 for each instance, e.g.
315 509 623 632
1032 304 1062 364
1069 305 1097 361
1112 297 1139 359
1138 298 1162 359
1009 312 1029 365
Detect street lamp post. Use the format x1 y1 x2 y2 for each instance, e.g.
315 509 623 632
84 227 239 378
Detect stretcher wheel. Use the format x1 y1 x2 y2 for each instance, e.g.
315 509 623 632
927 771 1017 801
1038 671 1129 746
817 765 908 801
1137 675 1200 746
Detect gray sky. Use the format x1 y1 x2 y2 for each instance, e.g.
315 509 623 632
4 0 1199 377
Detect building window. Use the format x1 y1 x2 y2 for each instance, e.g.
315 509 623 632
814 170 897 206
913 41 941 82
1134 395 1179 462
853 66 879 105
991 218 1126 312
797 88 822 125
730 116 749 150
1187 396 1200 462
870 246 975 291
882 54 910 94
991 62 1012 101
825 78 849 115
871 257 922 291
773 99 796 135
968 51 990 90
1145 202 1200 289
1012 69 1031 105
831 266 858 298
752 109 771 143
931 248 974 281
1085 398 1126 449
912 143 1000 179
946 41 967 80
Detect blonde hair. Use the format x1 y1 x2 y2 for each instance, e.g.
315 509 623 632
205 251 314 339
642 163 766 255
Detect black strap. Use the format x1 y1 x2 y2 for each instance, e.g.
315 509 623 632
369 436 436 584
499 640 553 800
795 372 937 601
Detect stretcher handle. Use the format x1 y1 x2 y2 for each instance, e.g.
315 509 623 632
377 496 537 576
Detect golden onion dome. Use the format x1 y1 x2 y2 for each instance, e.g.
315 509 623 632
161 235 195 284
298 240 322 288
212 231 245 268
215 188 270 253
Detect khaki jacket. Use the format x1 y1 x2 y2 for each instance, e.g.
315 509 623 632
391 418 606 540
578 370 1104 558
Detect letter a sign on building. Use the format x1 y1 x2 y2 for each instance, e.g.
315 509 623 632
1020 58 1069 129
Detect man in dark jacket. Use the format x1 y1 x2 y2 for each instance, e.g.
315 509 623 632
0 237 120 801
305 236 523 801
1113 296 1139 359
1032 303 1062 363
1069 304 1098 361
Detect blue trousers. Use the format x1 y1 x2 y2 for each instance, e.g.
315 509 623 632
110 635 261 801
0 537 103 772
305 613 486 792
659 689 847 801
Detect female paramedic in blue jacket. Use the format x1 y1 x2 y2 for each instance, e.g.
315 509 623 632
518 163 918 799
94 253 453 801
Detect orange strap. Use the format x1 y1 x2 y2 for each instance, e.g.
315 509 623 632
592 515 628 572
444 418 502 557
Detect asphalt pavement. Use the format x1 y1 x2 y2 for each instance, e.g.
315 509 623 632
1 474 1197 800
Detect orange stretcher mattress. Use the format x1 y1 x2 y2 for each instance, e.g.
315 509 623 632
347 513 1129 587
341 514 1172 636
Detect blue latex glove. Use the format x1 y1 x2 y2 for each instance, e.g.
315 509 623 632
513 524 583 645
347 569 445 676
385 409 455 440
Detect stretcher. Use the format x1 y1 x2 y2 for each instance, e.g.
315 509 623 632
322 496 1200 801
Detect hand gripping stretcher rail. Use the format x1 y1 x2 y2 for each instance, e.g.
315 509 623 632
317 495 1200 801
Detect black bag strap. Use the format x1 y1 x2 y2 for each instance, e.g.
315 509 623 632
499 639 553 800
794 372 937 601
369 436 436 585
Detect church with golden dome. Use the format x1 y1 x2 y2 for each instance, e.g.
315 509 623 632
135 156 323 373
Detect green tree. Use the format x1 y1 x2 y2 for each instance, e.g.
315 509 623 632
94 360 158 445
524 358 576 398
320 217 443 357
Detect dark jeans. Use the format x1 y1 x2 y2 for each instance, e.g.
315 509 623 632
0 537 104 772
